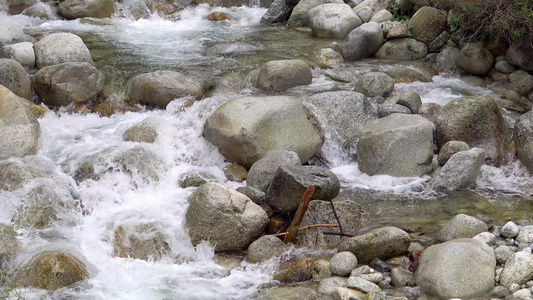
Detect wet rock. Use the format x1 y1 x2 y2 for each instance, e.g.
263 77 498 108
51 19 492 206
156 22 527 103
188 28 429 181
495 245 515 265
455 43 494 76
0 160 29 191
347 276 381 293
434 95 508 166
274 258 314 283
0 42 35 69
246 235 288 263
113 222 170 261
501 221 520 239
435 46 460 73
265 165 340 213
224 164 247 182
369 257 391 273
0 15 35 45
7 0 37 14
304 91 378 153
495 61 516 74
297 198 362 248
311 259 332 280
34 62 104 107
391 267 414 287
203 96 324 167
436 214 488 242
0 85 40 160
500 251 533 288
126 70 202 109
236 186 265 203
341 22 383 61
260 0 291 24
308 4 361 39
352 0 389 22
506 44 533 72
288 0 342 27
34 33 93 68
355 72 394 98
178 171 217 188
429 147 485 192
318 48 344 67
255 60 312 92
416 238 495 299
374 38 428 60
378 103 411 118
318 276 348 295
0 58 31 100
330 251 357 276
408 6 446 45
509 70 533 96
358 113 434 177
516 226 533 244
206 12 229 21
185 182 269 251
22 2 59 20
15 251 89 290
339 227 410 263
58 0 115 19
437 140 469 166
123 120 158 143
247 150 301 192
369 9 392 22
257 286 318 300
0 225 20 269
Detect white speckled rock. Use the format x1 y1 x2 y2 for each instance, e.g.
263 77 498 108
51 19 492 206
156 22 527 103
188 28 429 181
516 226 533 243
502 221 520 239
500 251 533 288
436 214 488 242
330 251 358 276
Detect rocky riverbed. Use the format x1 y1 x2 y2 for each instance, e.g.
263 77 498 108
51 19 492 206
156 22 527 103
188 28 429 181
1 0 533 298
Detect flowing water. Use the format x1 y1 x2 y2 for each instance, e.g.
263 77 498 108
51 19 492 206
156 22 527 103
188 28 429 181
1 2 533 299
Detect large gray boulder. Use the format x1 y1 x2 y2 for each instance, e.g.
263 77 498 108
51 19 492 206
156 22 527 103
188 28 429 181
455 43 494 76
304 91 378 152
34 62 104 107
0 85 40 160
260 0 291 24
339 227 410 263
203 96 324 167
435 214 488 242
126 70 202 109
265 165 340 212
374 38 428 60
34 33 93 68
408 6 447 45
0 58 32 100
247 235 289 263
357 114 434 177
185 182 269 251
507 44 533 72
297 198 362 248
247 150 301 192
434 95 508 166
255 60 312 92
429 147 485 191
514 111 533 173
355 72 394 97
0 42 35 69
416 238 495 299
58 0 115 19
500 251 533 288
341 22 383 61
287 0 342 27
308 3 362 39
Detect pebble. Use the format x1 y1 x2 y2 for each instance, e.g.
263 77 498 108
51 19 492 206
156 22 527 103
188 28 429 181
507 239 516 246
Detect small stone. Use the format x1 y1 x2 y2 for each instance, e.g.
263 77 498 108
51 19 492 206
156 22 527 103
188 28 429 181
391 267 414 287
318 276 348 295
206 12 229 21
351 265 376 277
311 259 332 280
495 245 517 265
370 257 391 273
223 164 247 182
508 239 516 246
408 242 424 253
347 276 382 293
437 141 470 166
502 221 520 238
330 251 358 277
473 232 496 245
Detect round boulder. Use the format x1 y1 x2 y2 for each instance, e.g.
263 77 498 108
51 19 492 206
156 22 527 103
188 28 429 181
341 22 383 61
408 6 447 45
416 238 495 299
0 58 32 100
0 85 40 160
203 96 324 167
355 72 394 97
255 60 312 92
308 3 362 39
58 0 115 19
436 214 488 242
34 62 104 107
437 140 470 166
374 38 428 60
247 235 289 263
0 42 35 69
455 43 494 76
339 227 410 263
126 70 202 108
499 251 533 288
185 182 269 251
34 33 93 68
330 251 358 276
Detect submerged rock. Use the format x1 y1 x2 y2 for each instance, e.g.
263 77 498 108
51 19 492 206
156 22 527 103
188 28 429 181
178 171 217 188
255 60 312 92
113 222 171 261
34 33 93 68
203 96 324 167
0 85 40 161
416 238 495 299
357 113 434 177
0 58 32 100
185 183 269 251
123 120 158 143
0 225 20 270
34 62 105 107
15 251 89 290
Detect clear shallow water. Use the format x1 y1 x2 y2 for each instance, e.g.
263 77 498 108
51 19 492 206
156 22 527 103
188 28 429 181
1 2 533 299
